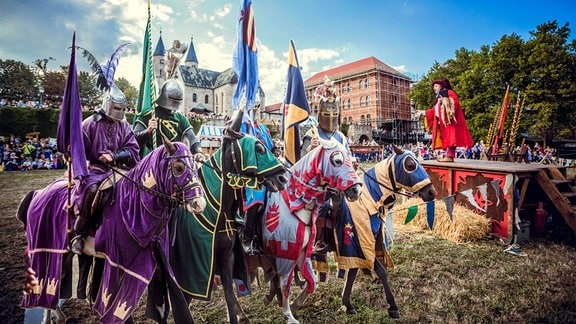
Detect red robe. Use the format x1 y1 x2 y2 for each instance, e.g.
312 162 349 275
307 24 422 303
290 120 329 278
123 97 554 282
425 89 473 150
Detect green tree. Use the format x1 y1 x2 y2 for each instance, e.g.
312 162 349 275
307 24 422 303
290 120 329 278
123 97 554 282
522 21 576 145
409 20 576 145
41 71 66 107
0 59 36 102
78 71 100 108
115 77 138 109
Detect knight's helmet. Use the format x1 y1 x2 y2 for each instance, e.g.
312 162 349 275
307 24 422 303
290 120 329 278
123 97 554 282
315 76 340 132
100 85 127 121
156 79 183 111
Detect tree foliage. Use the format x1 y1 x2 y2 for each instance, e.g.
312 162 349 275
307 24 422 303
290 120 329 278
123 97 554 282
115 77 138 109
409 20 576 145
0 60 36 101
0 58 137 111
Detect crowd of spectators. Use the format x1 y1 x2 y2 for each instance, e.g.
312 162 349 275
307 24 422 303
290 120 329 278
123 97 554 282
350 140 564 166
0 135 66 172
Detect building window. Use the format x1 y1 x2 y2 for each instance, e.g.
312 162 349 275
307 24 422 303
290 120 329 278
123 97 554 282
360 115 365 124
367 114 371 125
193 93 197 103
349 116 353 123
349 98 353 109
347 82 352 92
360 96 365 107
359 80 364 90
366 78 371 89
204 95 209 104
366 95 371 106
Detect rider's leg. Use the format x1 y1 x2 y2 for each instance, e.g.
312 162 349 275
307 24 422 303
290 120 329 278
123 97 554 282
70 184 98 254
241 204 263 255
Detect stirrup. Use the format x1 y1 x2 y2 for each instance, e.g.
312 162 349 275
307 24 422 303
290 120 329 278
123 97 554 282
241 238 261 256
70 235 85 255
313 240 329 253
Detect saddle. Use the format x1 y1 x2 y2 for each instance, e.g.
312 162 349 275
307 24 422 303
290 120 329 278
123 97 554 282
90 170 127 220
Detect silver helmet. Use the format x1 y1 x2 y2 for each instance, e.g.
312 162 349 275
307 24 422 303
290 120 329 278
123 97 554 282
156 79 183 111
101 85 127 121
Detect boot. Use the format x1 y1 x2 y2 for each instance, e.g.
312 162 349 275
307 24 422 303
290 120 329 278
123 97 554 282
70 184 97 255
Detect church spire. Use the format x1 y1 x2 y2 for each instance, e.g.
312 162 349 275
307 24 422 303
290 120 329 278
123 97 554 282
153 30 166 57
185 35 198 67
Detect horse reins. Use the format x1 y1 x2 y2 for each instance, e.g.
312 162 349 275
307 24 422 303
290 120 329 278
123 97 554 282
108 159 201 205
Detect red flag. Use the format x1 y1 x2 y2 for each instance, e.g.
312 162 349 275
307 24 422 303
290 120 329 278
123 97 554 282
57 31 87 179
491 84 510 156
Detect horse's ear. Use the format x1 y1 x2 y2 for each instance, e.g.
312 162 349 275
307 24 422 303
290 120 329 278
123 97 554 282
163 138 177 155
230 109 243 132
393 144 403 155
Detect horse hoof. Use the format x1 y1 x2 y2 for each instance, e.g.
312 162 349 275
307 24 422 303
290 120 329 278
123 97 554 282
388 309 400 318
263 295 272 306
345 305 357 315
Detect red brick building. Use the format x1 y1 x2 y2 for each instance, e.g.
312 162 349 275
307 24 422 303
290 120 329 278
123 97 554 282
304 56 417 144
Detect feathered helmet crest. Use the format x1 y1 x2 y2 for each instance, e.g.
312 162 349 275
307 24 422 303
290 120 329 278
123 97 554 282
74 43 130 119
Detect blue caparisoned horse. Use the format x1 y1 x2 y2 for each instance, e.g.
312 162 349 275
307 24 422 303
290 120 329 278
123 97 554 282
168 111 288 324
17 140 206 323
244 138 362 324
334 145 436 318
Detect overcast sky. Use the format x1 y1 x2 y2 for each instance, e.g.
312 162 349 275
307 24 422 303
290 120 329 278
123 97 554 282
1 0 574 104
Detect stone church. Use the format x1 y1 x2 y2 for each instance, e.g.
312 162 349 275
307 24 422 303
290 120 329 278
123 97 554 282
152 32 264 118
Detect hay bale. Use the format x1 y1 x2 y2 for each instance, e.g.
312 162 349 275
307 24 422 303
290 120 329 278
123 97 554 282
391 197 492 243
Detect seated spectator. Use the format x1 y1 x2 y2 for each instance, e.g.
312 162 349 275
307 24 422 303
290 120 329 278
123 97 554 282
31 157 43 170
52 152 66 169
21 157 33 171
37 154 53 170
5 152 21 171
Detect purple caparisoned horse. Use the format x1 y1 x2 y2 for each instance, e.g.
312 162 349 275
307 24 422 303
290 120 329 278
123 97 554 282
256 138 363 324
18 141 206 323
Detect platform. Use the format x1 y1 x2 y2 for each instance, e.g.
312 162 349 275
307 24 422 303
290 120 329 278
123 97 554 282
421 158 576 241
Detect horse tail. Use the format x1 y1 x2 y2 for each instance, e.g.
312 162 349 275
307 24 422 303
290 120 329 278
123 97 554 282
16 190 35 228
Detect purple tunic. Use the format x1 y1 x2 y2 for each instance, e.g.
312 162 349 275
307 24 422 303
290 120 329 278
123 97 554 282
74 115 140 207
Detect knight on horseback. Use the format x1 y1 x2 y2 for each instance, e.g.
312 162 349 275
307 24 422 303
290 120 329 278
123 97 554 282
70 85 141 256
301 76 351 281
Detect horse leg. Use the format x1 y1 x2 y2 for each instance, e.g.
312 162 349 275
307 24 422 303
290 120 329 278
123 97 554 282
341 268 359 315
280 277 299 324
220 252 240 324
374 259 400 318
290 282 311 310
233 293 250 324
264 274 282 307
50 306 66 324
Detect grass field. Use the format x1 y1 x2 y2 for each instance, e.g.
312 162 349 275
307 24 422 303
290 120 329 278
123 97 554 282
1 169 576 323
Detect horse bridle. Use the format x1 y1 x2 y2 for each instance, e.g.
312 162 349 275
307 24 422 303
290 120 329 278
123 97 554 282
108 153 202 206
197 128 282 189
357 154 416 199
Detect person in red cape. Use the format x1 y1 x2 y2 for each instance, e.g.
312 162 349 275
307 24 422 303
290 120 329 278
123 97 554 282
419 79 473 162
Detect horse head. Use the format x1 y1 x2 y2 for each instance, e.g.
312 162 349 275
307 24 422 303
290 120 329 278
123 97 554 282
380 145 436 201
143 139 206 213
220 111 288 193
296 138 362 203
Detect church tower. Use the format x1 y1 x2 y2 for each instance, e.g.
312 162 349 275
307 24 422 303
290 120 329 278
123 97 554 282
185 36 198 68
153 31 167 87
